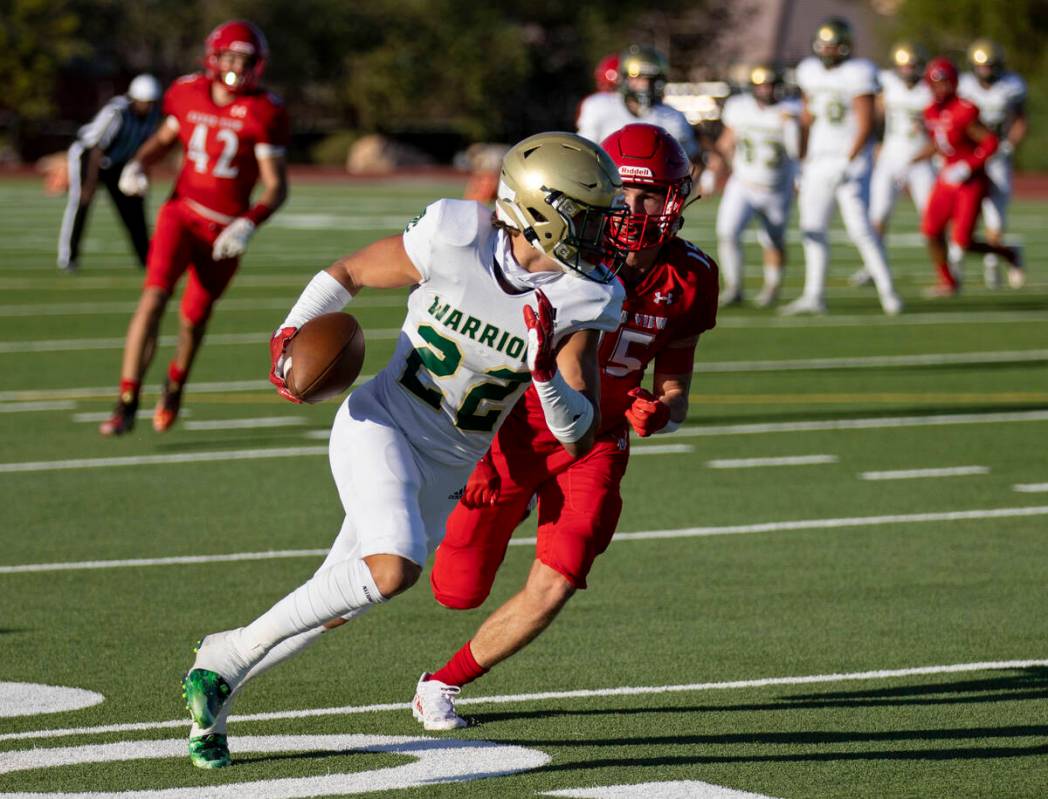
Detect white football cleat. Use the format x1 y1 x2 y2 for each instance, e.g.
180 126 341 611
778 296 827 316
848 268 873 288
983 258 1001 289
753 283 780 308
880 292 904 316
412 673 468 731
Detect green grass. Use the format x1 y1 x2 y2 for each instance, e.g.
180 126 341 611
0 176 1046 798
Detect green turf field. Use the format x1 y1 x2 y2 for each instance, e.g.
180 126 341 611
1 176 1046 798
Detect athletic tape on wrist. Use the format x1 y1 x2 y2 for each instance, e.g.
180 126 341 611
281 271 352 330
532 371 594 444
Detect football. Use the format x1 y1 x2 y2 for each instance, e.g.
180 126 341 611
285 312 365 404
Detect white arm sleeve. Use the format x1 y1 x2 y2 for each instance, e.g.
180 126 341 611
532 372 595 445
280 271 352 330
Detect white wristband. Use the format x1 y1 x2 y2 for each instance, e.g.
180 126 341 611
280 271 352 330
532 371 594 444
654 417 681 435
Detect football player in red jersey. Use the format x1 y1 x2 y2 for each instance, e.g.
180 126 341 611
100 20 289 435
916 57 1020 297
411 123 719 730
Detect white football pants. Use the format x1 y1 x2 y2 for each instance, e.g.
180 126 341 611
716 176 792 292
869 148 936 228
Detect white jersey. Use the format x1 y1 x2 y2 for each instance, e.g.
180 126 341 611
796 56 879 160
958 71 1027 139
879 70 931 157
721 93 800 189
371 199 623 466
576 92 700 159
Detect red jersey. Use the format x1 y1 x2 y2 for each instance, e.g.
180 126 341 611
164 74 290 218
515 237 719 445
923 97 982 167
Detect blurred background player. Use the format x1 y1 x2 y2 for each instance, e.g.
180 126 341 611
411 124 718 731
713 64 799 308
577 45 703 180
959 39 1028 288
784 17 902 316
918 57 1020 297
852 42 934 287
99 20 289 437
56 74 162 273
179 131 626 768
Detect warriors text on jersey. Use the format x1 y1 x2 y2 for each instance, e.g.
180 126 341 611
879 70 932 157
163 74 289 219
796 56 879 160
377 199 624 465
721 94 800 189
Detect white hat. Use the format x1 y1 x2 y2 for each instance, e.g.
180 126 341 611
128 74 162 102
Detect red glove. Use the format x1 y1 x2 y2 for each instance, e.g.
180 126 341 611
625 387 672 437
523 289 556 383
269 326 302 404
461 452 501 508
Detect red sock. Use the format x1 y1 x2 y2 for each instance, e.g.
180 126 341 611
428 641 488 688
118 379 140 405
935 261 958 289
167 363 188 389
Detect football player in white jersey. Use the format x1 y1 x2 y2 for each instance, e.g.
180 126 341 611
577 45 703 174
713 64 800 308
178 132 626 769
852 42 935 287
959 39 1028 288
784 17 902 316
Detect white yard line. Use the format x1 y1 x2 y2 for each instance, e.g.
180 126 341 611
1013 483 1048 493
2 658 1045 743
2 505 1045 574
706 455 838 469
0 446 328 474
631 444 694 456
0 379 272 402
695 349 1048 373
71 410 192 423
182 417 307 431
0 401 75 414
672 409 1048 437
860 466 990 481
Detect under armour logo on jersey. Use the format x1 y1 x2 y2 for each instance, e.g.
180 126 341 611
653 291 675 305
230 105 248 118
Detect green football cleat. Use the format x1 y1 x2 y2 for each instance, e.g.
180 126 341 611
188 733 231 769
181 668 232 729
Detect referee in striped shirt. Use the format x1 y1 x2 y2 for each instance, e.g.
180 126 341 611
57 75 163 272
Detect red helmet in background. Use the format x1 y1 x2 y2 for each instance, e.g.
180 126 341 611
594 53 620 92
204 20 269 93
925 56 958 89
601 123 692 251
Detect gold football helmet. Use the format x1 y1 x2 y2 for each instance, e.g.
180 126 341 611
813 17 853 66
968 38 1005 80
495 132 627 280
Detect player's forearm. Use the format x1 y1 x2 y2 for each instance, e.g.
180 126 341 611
246 157 288 225
1008 116 1028 148
848 95 874 161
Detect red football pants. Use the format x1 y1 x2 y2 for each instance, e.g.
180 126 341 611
921 174 988 249
145 199 240 325
431 418 631 609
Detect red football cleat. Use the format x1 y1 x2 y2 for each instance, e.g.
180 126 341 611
153 380 183 432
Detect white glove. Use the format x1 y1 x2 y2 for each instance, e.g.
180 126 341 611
941 161 972 186
212 217 256 260
118 161 149 197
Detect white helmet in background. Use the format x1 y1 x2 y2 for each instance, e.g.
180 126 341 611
128 74 162 103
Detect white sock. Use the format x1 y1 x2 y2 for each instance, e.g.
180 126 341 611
763 263 781 289
238 558 385 660
852 231 896 301
948 242 965 279
717 237 742 294
800 231 828 302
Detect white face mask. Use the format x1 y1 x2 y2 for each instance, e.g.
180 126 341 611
496 229 563 289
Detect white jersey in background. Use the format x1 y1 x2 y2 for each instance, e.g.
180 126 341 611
869 70 935 227
576 92 700 160
787 56 900 316
374 198 624 468
796 55 879 162
958 71 1027 235
716 94 800 304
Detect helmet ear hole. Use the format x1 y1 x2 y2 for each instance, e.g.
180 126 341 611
528 207 548 223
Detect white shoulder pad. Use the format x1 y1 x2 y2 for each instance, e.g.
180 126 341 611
402 199 492 284
795 57 819 91
847 59 879 95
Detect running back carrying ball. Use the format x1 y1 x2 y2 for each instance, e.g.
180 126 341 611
284 313 365 403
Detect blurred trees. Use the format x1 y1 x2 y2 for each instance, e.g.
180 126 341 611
1 0 735 160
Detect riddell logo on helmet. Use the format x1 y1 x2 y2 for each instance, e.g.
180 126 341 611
619 166 654 178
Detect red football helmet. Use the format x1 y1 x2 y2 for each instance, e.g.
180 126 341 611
601 123 692 251
204 20 268 93
925 56 958 88
594 53 620 92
